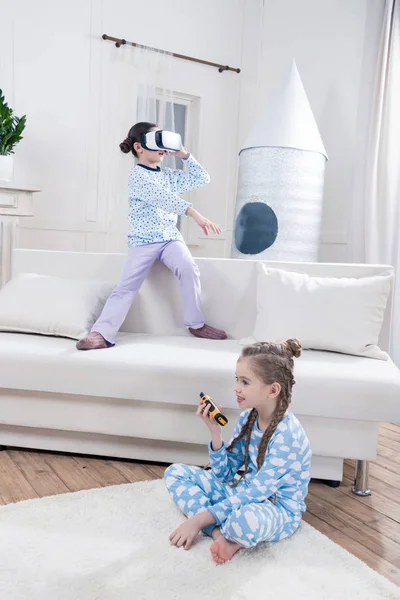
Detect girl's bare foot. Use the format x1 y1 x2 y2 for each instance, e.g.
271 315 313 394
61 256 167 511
210 536 242 564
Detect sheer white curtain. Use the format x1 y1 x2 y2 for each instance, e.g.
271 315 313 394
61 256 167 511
351 0 400 365
107 44 177 234
135 44 177 163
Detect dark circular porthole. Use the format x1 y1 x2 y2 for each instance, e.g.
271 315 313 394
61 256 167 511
234 202 278 255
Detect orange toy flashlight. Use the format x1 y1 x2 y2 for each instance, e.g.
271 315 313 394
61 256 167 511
199 392 228 426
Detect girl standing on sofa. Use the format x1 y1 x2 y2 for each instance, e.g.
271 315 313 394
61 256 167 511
77 122 227 350
164 339 312 564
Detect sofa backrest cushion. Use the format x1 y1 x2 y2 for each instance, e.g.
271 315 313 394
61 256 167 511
11 250 394 348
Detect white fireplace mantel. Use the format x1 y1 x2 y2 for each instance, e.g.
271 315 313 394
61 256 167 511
0 182 41 287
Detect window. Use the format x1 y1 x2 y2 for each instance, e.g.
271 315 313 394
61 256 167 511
156 96 191 230
156 99 188 171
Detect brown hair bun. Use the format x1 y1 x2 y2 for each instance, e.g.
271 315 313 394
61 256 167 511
120 122 157 157
119 137 133 154
283 338 302 358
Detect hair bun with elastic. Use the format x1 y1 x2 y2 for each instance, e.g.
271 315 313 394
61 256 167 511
283 338 302 358
120 137 133 154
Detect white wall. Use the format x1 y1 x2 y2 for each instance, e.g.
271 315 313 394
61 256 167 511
1 0 384 262
238 0 384 262
0 0 244 258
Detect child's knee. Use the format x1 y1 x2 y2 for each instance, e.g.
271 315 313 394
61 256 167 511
175 257 199 279
164 463 196 488
164 463 183 480
163 464 175 481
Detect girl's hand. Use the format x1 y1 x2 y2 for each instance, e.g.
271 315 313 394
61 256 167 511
169 516 203 550
196 401 223 434
165 146 189 160
188 209 222 236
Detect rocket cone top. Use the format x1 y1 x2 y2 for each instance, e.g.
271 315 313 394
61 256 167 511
241 61 328 160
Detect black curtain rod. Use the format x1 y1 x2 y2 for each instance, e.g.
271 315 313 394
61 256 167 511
102 34 241 74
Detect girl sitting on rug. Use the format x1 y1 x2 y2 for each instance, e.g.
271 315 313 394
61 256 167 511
77 122 227 350
164 339 312 564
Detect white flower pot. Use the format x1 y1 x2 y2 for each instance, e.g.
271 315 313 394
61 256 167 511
0 155 14 182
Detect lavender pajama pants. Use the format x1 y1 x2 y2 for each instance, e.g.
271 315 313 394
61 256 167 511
91 240 205 344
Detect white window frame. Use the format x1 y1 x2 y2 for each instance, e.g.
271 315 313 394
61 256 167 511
155 91 200 240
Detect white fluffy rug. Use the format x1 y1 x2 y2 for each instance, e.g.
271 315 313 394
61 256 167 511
0 480 398 600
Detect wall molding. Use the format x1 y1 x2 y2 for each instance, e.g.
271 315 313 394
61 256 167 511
0 7 15 104
85 0 104 223
320 231 348 245
19 218 107 233
223 228 348 246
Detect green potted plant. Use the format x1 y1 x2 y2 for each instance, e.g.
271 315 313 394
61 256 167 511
0 89 26 182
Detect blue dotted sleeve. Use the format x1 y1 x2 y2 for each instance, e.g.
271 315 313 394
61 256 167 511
164 155 210 194
129 167 193 215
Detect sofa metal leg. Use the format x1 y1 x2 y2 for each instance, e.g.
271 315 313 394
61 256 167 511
352 460 371 496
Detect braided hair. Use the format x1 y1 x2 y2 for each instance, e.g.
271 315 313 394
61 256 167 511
227 338 302 487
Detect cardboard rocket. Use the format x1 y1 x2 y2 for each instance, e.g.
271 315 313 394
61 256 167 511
231 61 328 261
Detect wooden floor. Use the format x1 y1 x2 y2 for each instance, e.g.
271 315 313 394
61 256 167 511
1 425 400 586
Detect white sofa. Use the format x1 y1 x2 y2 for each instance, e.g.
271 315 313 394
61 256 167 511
1 248 400 495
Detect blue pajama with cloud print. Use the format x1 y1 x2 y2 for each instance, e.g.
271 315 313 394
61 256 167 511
165 411 312 548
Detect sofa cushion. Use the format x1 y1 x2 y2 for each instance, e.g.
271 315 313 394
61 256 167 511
0 332 399 422
0 274 113 340
243 264 393 360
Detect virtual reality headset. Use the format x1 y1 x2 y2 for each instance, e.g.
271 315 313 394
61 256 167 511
140 130 182 152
